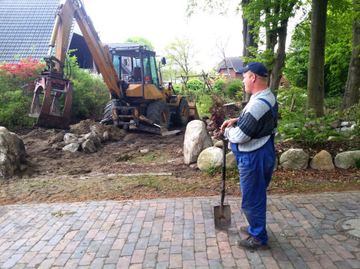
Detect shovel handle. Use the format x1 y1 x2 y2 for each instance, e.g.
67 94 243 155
221 139 227 206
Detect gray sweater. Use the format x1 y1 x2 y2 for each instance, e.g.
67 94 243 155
224 88 276 152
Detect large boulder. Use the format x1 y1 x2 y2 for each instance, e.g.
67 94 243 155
183 120 213 164
334 150 360 169
226 152 237 169
310 150 334 170
197 146 223 171
0 127 27 178
279 148 309 170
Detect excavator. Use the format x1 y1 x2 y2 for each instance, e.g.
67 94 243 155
29 0 197 134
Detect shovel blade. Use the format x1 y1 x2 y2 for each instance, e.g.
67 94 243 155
214 205 231 229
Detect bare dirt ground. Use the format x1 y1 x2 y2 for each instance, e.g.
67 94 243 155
0 122 360 205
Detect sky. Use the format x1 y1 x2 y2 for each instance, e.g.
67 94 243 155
81 0 244 72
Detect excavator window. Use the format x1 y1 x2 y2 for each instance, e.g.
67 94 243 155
132 67 142 82
143 56 159 87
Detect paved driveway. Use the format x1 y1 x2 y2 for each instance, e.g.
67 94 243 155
0 192 359 268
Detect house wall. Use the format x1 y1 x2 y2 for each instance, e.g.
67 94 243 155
219 69 243 80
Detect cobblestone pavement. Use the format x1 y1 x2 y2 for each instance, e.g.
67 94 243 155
0 191 359 269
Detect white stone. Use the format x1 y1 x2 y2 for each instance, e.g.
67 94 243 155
334 150 360 169
183 120 213 164
197 146 223 171
279 149 309 170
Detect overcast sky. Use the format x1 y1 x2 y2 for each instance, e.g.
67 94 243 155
81 0 243 71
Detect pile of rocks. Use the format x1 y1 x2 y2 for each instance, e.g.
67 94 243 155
61 121 126 153
183 120 360 172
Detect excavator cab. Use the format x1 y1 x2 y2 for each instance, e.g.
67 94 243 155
110 44 162 89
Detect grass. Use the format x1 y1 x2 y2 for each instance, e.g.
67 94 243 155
132 151 170 164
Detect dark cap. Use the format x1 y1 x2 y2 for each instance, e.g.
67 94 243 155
239 62 268 77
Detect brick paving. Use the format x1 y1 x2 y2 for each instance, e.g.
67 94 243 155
0 191 359 268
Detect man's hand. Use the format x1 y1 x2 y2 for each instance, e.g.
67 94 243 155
220 118 238 133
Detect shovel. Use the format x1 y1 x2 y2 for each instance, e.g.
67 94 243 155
214 138 231 229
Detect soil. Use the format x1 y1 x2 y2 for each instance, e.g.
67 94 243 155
0 121 360 205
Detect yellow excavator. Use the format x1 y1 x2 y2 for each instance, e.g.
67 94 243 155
30 0 197 134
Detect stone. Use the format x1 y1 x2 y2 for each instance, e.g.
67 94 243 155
103 131 110 141
63 133 79 144
81 139 97 153
214 140 224 148
0 126 27 178
334 150 360 169
225 152 237 169
183 120 213 164
310 150 335 170
62 143 80 153
197 146 223 171
279 148 309 170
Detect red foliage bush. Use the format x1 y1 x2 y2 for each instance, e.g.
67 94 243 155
0 58 45 80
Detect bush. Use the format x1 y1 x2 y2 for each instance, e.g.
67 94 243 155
0 59 44 130
342 102 360 136
276 87 356 143
0 55 110 130
65 55 110 121
213 79 225 93
225 79 243 100
197 94 213 117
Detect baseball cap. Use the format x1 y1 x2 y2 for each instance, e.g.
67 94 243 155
239 62 268 77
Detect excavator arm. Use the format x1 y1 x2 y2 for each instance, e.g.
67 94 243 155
30 0 122 129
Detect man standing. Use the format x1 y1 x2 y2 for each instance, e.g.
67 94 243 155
220 62 278 250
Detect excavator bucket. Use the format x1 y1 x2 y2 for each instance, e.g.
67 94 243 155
29 75 73 129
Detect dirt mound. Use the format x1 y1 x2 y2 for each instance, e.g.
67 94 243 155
69 119 127 141
69 119 98 134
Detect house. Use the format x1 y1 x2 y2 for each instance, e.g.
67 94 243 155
217 57 244 79
0 0 92 68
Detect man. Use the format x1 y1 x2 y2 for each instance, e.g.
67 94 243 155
220 62 278 250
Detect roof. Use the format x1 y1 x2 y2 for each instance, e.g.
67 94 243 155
217 57 244 73
0 0 60 62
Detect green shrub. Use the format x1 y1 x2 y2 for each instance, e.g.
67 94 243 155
342 103 360 136
0 70 35 130
225 79 243 99
213 79 225 93
355 158 360 169
277 86 343 143
197 94 213 117
65 55 109 121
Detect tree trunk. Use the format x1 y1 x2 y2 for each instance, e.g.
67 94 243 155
242 0 258 102
343 0 360 109
270 19 288 92
307 0 328 117
242 0 258 58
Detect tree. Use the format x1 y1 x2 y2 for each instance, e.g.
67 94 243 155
285 1 352 96
186 0 301 92
343 0 360 108
284 18 310 88
165 38 195 84
241 0 258 58
243 0 300 91
125 37 154 50
307 0 328 117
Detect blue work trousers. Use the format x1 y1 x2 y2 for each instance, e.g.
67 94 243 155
231 137 275 244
